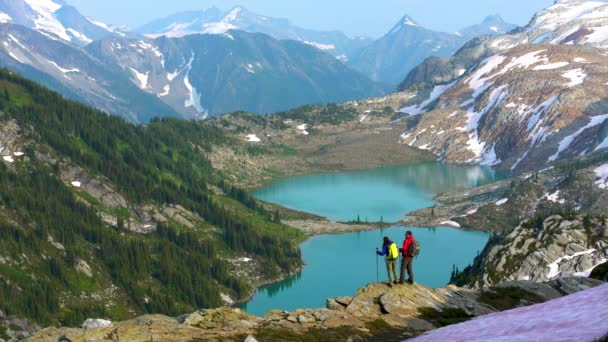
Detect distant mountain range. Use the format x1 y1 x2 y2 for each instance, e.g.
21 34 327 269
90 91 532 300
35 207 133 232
137 6 373 62
86 31 386 117
394 0 608 173
0 0 518 122
348 14 516 85
0 0 130 45
139 7 517 85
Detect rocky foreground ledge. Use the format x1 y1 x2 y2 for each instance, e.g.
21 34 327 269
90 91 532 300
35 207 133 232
28 277 604 341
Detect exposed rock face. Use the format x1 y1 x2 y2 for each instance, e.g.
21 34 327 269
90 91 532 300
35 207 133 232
400 0 608 91
29 277 605 341
399 44 608 173
465 215 608 287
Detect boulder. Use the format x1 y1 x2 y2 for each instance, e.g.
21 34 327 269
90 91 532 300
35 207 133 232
326 298 345 311
245 336 258 342
81 318 113 329
335 296 353 306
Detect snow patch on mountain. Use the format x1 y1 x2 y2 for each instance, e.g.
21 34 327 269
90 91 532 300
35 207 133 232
561 68 587 86
544 190 566 204
0 12 11 23
128 67 149 90
48 60 80 74
594 163 608 189
244 134 260 142
181 53 208 118
533 61 570 70
399 81 456 116
301 40 335 51
158 85 170 97
495 198 509 206
297 124 309 135
466 55 506 98
532 0 607 31
547 248 597 279
465 85 508 161
23 0 71 41
66 28 92 44
548 113 608 161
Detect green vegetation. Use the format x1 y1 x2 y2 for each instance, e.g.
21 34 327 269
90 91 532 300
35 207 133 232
478 287 545 311
590 261 608 282
417 307 473 327
251 319 408 342
0 68 302 325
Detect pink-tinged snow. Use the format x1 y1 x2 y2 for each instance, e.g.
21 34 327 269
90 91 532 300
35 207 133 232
244 134 261 142
531 1 607 31
410 283 608 342
548 113 608 162
0 12 12 23
594 164 608 189
547 249 597 279
399 81 456 116
533 61 570 70
561 68 587 87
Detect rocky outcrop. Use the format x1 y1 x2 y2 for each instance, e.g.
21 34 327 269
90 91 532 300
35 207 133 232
28 277 605 341
461 215 608 288
399 44 608 173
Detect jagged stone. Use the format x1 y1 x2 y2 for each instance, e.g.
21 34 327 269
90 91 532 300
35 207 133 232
326 298 345 311
297 314 314 324
81 318 113 329
28 278 605 341
335 296 353 306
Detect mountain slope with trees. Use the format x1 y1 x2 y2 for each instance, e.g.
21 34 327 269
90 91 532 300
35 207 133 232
0 68 303 327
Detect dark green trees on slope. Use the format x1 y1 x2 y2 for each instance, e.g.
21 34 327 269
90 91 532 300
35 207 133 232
0 68 302 326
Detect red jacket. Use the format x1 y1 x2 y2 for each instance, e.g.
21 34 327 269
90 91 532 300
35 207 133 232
401 236 415 257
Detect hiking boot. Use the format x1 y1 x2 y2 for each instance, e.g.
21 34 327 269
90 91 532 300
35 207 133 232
398 281 405 285
393 281 399 285
407 279 414 284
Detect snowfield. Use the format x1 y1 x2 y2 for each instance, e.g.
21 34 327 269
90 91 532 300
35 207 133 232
244 134 261 142
410 283 608 342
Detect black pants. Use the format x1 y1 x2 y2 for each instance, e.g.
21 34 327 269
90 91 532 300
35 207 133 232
400 256 414 283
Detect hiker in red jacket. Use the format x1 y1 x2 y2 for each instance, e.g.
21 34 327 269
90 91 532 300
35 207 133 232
399 231 415 284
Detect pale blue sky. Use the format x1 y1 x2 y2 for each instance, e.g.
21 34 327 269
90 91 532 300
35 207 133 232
68 0 554 37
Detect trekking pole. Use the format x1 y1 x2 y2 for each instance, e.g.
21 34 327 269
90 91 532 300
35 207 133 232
375 251 379 283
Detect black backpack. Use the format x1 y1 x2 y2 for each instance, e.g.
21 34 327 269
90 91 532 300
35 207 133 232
409 240 420 257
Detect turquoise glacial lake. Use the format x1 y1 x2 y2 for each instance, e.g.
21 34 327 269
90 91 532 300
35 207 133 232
240 163 508 316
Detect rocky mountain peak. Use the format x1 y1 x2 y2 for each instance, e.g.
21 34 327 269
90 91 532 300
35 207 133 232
388 14 423 34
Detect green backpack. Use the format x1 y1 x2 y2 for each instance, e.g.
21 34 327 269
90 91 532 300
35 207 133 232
409 240 421 257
